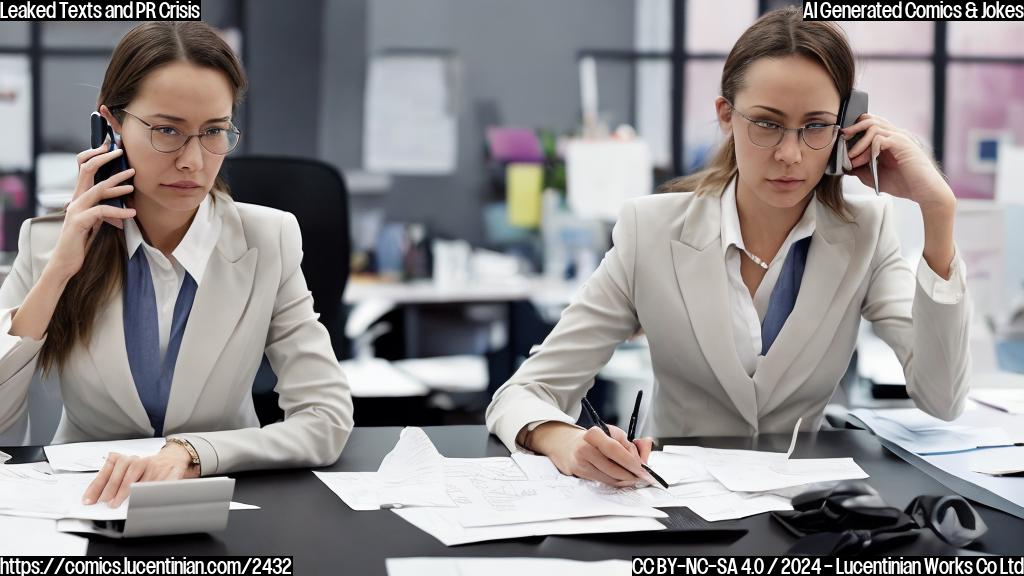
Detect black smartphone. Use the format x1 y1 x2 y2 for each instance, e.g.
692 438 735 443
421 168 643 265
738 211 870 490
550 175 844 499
826 89 869 176
90 111 131 209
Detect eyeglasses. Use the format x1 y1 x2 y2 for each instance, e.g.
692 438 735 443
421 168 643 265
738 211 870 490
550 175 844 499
118 109 241 155
727 101 839 151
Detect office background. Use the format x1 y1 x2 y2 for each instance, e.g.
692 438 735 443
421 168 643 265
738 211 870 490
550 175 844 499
0 0 1023 441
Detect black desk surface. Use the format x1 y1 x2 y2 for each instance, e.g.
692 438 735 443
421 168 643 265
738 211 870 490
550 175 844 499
6 426 1023 573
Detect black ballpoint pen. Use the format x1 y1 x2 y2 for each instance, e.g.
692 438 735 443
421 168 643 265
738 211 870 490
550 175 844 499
581 397 669 489
627 390 643 442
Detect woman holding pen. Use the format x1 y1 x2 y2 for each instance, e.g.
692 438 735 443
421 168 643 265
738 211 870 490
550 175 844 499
486 7 971 488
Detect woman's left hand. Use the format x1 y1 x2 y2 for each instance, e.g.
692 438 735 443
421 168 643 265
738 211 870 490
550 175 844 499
843 113 956 211
82 444 200 508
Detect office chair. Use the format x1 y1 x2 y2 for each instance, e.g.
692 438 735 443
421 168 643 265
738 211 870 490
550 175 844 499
221 156 350 425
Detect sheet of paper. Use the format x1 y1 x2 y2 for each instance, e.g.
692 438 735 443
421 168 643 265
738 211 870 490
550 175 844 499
971 389 1024 415
314 427 452 510
510 452 564 481
364 55 457 175
850 408 1013 454
393 507 663 546
443 457 528 482
0 516 88 556
685 492 793 522
646 450 714 485
0 56 32 170
0 450 10 464
918 447 1024 512
510 452 770 515
448 476 666 528
44 438 167 472
969 446 1024 476
566 139 652 221
512 451 708 488
662 444 867 493
660 418 852 494
386 557 630 576
0 464 257 521
597 480 731 508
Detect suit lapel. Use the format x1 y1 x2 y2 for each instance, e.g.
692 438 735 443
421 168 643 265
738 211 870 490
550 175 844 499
755 201 855 412
163 194 258 432
88 289 153 433
670 192 758 430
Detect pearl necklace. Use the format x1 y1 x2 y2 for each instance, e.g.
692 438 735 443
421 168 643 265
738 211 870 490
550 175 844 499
741 248 770 270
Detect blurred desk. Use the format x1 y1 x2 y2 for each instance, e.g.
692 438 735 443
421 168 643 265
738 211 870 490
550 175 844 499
343 276 581 361
343 275 580 307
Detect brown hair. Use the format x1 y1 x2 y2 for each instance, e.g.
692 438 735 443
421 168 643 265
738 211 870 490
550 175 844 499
660 6 854 220
39 21 247 374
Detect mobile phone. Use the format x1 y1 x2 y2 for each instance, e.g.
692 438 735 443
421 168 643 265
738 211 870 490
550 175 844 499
826 89 869 176
90 111 132 209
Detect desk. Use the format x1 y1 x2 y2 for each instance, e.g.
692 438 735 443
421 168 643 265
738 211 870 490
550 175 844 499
6 427 1023 573
343 278 579 371
343 277 579 307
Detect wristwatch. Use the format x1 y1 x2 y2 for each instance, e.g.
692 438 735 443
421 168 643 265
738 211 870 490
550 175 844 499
165 437 201 472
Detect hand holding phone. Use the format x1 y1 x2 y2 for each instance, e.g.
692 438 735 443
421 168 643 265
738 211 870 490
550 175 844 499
827 90 868 176
42 115 136 281
827 90 878 195
90 112 133 209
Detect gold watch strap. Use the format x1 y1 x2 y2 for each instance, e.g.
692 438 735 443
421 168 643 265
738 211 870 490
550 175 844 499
165 437 201 469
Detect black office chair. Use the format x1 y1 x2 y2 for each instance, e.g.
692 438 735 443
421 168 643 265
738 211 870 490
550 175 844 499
221 156 350 424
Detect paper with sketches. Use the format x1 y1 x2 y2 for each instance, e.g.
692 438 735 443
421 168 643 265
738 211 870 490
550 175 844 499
314 427 453 511
44 438 167 473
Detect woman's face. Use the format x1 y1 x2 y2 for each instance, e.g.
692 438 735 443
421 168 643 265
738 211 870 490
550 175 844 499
716 55 841 210
104 61 235 215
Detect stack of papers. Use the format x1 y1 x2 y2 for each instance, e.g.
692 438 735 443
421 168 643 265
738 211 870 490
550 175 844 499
0 461 257 522
660 446 867 493
850 408 1014 455
0 439 259 542
316 425 869 545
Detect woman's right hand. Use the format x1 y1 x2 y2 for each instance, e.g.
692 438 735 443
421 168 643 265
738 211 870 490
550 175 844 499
528 421 656 488
45 144 137 282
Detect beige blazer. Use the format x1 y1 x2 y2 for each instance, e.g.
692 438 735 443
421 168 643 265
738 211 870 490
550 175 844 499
0 191 354 475
486 190 972 452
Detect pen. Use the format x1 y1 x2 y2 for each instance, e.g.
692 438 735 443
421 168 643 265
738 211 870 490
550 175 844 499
626 390 643 442
581 397 669 489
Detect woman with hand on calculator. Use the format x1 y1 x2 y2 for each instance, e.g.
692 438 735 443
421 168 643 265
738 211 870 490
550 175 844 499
0 21 353 507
